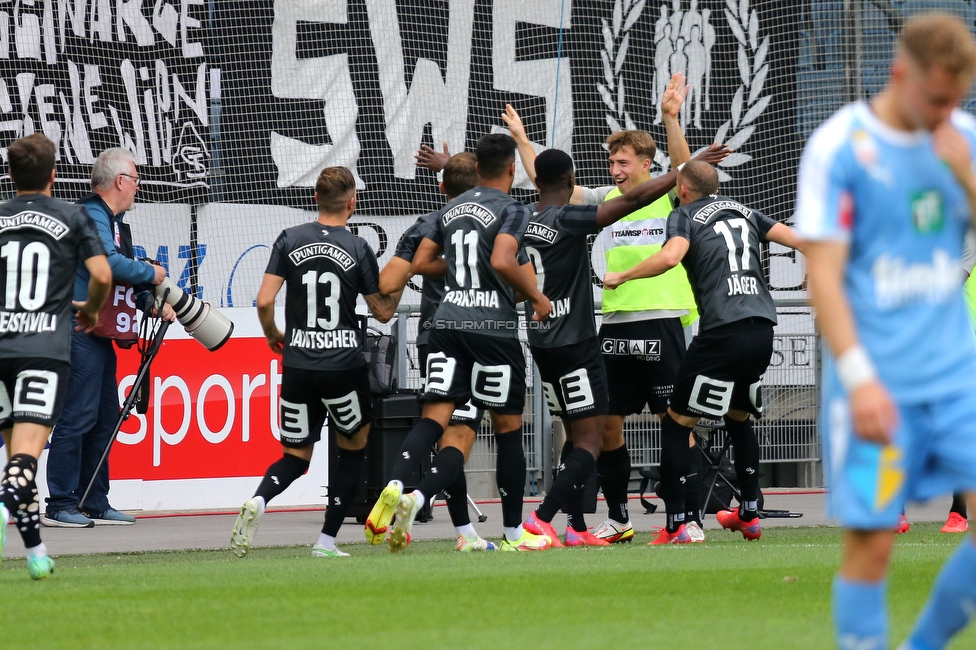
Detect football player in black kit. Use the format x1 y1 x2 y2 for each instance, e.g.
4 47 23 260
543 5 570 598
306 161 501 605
375 151 497 551
0 134 111 578
366 134 553 553
519 146 729 547
604 161 803 543
230 167 401 559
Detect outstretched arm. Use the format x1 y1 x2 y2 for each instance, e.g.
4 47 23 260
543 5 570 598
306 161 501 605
765 222 805 254
596 143 730 228
603 237 690 289
662 73 692 168
379 257 413 295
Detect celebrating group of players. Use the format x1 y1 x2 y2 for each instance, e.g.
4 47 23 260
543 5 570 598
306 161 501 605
227 71 803 559
8 11 976 649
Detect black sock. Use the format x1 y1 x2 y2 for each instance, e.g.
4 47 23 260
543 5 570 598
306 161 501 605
685 445 702 526
390 418 444 482
495 430 526 529
666 511 686 534
417 446 465 503
559 441 587 530
254 454 310 504
322 448 365 537
597 444 631 524
0 454 41 548
443 467 470 527
660 415 692 527
724 417 760 518
537 448 596 523
950 493 968 518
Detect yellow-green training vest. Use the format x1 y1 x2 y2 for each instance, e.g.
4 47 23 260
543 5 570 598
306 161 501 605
601 188 698 326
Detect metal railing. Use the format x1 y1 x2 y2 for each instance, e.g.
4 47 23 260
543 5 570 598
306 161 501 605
375 301 821 497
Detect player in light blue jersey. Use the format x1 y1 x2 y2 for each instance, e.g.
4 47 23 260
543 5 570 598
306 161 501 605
796 14 976 650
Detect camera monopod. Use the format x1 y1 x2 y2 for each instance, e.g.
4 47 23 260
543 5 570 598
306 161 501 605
78 308 170 511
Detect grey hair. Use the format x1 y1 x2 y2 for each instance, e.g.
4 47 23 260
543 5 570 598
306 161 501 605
91 148 136 190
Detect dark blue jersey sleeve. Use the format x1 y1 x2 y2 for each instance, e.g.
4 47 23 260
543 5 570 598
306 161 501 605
498 203 530 241
358 241 381 296
754 210 777 240
265 231 288 277
555 205 601 237
665 208 692 242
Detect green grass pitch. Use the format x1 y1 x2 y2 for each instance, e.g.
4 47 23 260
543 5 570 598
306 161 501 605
2 523 974 649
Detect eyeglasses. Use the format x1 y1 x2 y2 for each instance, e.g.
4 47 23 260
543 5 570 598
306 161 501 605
118 173 141 188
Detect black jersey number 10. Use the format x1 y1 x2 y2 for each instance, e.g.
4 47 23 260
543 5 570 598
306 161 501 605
1 241 51 311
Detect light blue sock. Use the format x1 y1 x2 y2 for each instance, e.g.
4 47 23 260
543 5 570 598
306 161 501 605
833 576 887 650
906 537 976 650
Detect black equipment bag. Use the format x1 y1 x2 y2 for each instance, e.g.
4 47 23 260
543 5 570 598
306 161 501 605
364 321 398 395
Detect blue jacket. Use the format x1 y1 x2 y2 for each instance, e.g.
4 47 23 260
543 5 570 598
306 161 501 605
74 194 156 309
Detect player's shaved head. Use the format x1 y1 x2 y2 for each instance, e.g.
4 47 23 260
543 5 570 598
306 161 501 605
442 152 478 198
8 133 55 191
678 161 719 198
534 149 575 190
475 133 517 179
606 130 657 161
315 166 357 214
900 13 976 81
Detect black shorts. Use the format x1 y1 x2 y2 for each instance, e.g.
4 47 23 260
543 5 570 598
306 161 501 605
279 365 372 446
0 357 71 429
531 338 608 421
423 329 526 414
418 343 485 429
600 318 685 415
669 319 774 419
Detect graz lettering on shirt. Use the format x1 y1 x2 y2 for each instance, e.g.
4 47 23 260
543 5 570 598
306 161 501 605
288 328 359 350
442 202 496 227
600 337 661 360
692 201 752 224
550 297 571 319
525 222 557 243
0 211 69 240
727 274 760 296
287 243 355 270
872 249 959 309
443 289 500 308
0 311 57 333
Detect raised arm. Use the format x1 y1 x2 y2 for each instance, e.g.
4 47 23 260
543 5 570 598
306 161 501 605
503 104 588 205
662 73 692 168
491 233 551 320
415 142 451 174
602 236 689 289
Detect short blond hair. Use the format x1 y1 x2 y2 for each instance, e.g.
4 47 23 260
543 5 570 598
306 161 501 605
315 167 356 214
606 130 656 160
900 13 976 80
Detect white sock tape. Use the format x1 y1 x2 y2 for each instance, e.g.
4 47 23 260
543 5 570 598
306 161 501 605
836 345 877 392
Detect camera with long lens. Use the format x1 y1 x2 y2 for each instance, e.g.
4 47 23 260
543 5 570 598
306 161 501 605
154 277 234 351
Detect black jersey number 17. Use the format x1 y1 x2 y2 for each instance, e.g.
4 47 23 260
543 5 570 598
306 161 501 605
713 218 752 272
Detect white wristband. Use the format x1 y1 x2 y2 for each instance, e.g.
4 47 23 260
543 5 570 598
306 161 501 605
836 345 877 392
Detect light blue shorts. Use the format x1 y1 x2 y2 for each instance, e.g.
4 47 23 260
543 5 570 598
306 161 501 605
823 388 976 530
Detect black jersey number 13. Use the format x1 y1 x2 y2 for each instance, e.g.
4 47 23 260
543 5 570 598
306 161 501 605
301 270 340 330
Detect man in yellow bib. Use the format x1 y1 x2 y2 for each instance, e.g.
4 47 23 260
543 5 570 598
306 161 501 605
505 74 703 543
